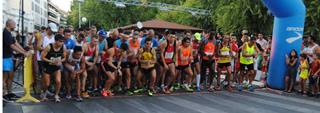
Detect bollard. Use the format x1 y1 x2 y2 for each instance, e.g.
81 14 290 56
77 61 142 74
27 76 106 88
16 55 40 103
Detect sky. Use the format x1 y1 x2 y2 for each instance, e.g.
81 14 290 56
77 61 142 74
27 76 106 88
51 0 73 12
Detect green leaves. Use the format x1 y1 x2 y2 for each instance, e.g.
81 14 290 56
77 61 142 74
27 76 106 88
67 0 319 42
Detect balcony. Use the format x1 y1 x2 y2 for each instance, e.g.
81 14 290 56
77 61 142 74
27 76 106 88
48 16 60 24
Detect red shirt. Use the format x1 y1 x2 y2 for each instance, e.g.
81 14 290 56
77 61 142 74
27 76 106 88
310 60 320 75
231 42 239 52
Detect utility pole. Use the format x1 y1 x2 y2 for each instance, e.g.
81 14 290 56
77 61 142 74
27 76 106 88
21 0 25 47
78 1 81 28
78 0 84 28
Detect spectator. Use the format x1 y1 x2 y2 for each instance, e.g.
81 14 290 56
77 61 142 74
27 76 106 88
284 49 298 93
3 19 31 102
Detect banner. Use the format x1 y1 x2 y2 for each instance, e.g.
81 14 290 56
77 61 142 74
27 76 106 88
262 0 306 89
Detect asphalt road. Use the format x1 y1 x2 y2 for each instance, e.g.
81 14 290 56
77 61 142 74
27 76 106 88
4 89 320 113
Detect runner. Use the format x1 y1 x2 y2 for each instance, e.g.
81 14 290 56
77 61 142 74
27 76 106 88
82 35 99 97
217 35 233 92
64 46 86 101
64 29 76 50
176 37 194 92
136 38 157 96
97 30 107 90
75 33 85 46
106 29 120 49
35 24 57 98
239 36 260 92
159 34 178 94
199 31 217 92
140 29 159 48
101 43 128 96
192 33 202 92
127 32 141 95
41 34 67 102
230 35 239 87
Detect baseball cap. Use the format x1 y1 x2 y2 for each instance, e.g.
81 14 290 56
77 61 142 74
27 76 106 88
97 30 107 38
194 32 201 41
48 23 58 32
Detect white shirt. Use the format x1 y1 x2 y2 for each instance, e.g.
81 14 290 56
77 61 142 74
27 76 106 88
37 34 55 61
302 43 319 63
256 38 268 50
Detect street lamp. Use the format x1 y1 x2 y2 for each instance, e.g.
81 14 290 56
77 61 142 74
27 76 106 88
78 0 84 28
82 17 87 23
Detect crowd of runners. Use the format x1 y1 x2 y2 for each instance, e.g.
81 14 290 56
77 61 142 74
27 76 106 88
3 19 320 103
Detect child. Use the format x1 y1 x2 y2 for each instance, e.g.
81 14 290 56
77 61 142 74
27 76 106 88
298 54 309 96
284 49 298 93
309 53 320 98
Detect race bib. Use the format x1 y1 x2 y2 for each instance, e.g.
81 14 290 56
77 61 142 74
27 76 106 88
232 52 236 56
246 57 253 61
50 57 61 65
50 57 61 61
221 51 230 56
97 56 101 63
85 56 93 61
165 52 174 59
205 52 213 56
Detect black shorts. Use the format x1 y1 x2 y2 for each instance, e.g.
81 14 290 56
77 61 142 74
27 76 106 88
129 62 138 68
43 64 61 74
103 62 117 72
121 62 130 68
176 65 190 71
159 61 174 67
140 66 155 74
218 63 231 69
240 63 254 71
37 61 43 74
193 56 200 63
309 75 319 85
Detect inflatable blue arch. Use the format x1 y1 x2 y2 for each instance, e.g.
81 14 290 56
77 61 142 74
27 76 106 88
262 0 306 89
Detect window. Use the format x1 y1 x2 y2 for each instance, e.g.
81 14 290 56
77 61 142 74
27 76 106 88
32 2 34 11
44 2 47 9
35 0 40 3
35 5 40 13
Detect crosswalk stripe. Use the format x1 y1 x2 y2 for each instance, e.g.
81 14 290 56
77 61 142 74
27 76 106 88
222 92 318 113
159 96 228 113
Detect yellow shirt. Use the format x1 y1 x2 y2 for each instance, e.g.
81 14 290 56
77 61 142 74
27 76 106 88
218 45 231 63
240 43 255 64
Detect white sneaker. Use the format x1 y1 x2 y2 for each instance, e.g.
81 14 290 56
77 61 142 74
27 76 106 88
75 96 83 102
46 91 54 97
54 95 61 103
66 95 72 100
40 92 48 101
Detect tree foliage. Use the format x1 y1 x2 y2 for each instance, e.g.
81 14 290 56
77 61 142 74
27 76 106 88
68 0 319 39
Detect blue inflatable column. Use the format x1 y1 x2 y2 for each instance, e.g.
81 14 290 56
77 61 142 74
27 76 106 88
262 0 306 89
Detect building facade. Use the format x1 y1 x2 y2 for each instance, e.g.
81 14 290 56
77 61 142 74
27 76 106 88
32 0 48 30
48 0 60 25
3 0 34 33
59 10 68 27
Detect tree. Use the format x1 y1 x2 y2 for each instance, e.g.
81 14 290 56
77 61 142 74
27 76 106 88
304 0 320 43
67 0 319 41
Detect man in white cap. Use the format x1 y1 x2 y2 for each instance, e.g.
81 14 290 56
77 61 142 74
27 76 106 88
37 22 58 97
